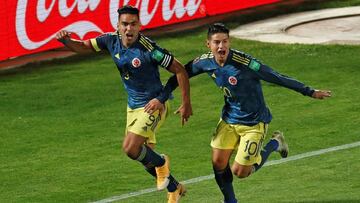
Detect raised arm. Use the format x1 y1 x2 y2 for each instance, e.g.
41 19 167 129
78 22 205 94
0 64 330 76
55 30 94 54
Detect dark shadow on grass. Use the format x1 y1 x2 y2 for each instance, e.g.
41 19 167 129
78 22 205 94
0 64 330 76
0 52 108 78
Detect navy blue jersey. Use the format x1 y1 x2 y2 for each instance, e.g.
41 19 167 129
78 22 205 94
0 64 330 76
161 49 314 125
90 32 173 109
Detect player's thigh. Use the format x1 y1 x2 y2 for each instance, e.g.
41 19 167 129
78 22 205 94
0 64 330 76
125 101 169 144
210 119 239 150
212 148 233 170
234 122 267 166
123 131 147 151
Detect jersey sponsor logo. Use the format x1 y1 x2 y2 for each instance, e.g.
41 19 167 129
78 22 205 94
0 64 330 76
152 49 165 62
228 76 237 85
132 58 141 68
249 60 261 71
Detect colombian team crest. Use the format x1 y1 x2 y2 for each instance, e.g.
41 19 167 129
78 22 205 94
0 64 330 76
132 58 141 68
228 76 237 85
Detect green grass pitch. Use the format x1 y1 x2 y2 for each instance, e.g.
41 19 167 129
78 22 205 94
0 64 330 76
1 1 360 202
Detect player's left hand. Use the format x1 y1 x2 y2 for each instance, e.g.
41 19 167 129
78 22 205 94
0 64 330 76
312 89 332 99
144 99 165 115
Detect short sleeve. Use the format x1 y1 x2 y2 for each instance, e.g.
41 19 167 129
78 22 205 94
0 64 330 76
90 33 113 52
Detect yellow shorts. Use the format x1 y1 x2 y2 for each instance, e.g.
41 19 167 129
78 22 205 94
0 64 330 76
211 119 268 166
126 101 169 144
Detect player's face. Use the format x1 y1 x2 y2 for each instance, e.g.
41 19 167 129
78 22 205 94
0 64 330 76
207 33 230 65
118 13 141 47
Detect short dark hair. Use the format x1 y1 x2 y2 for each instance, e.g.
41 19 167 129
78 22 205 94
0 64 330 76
207 23 229 39
117 5 139 18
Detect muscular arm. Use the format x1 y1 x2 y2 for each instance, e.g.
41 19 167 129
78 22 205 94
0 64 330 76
55 30 94 54
166 58 192 125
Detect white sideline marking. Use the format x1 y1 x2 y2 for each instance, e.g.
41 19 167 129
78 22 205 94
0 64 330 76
91 141 360 203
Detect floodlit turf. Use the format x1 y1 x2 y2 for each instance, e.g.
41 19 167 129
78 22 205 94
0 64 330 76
119 147 360 203
1 2 360 203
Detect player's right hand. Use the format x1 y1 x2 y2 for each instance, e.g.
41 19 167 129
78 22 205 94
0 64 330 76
56 30 71 43
144 98 165 115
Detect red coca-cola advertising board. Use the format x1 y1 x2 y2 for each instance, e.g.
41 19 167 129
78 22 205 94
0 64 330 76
1 0 279 61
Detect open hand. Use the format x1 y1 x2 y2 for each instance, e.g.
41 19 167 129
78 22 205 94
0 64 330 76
312 90 331 99
144 98 165 115
56 30 71 43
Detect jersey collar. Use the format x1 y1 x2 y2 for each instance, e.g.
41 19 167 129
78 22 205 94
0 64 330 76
118 32 141 51
213 49 233 68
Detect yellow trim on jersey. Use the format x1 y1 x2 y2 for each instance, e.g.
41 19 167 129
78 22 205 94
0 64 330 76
90 38 101 52
199 52 214 60
139 36 154 51
232 53 250 65
141 36 154 50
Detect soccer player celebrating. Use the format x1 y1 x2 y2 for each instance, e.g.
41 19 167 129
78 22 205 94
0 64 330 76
56 5 192 203
160 23 331 203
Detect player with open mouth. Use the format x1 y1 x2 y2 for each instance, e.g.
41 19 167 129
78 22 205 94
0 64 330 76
160 23 331 203
56 5 192 203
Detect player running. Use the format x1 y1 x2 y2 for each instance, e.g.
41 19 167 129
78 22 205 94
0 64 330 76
55 5 192 203
159 23 331 203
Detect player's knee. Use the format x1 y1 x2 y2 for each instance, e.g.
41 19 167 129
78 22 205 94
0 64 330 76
233 170 250 179
212 159 228 170
122 143 140 160
232 166 252 179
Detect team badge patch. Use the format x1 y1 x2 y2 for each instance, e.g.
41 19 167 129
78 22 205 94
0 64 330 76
228 76 237 85
249 60 261 71
132 58 141 68
152 49 165 62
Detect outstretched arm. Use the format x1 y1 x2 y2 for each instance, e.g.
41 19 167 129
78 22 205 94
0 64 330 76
253 62 332 99
55 30 94 54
